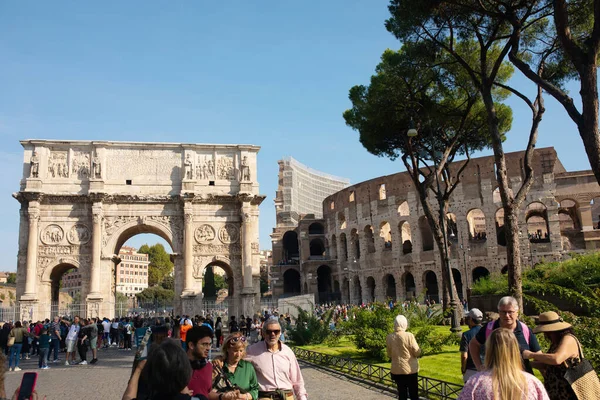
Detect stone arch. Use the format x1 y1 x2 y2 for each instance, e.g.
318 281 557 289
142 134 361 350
330 234 338 259
424 270 439 303
526 202 550 242
308 222 324 235
47 260 80 303
364 225 375 253
501 265 508 275
446 213 458 239
558 199 584 250
202 259 235 297
495 208 506 246
366 276 376 303
352 275 362 304
383 274 397 301
105 219 177 257
339 233 348 261
379 221 392 250
282 231 299 261
402 272 416 299
317 265 333 303
338 212 347 230
398 201 410 217
351 228 360 259
283 269 301 294
452 268 463 301
419 216 434 251
309 238 326 257
399 221 413 254
467 208 487 241
472 266 490 283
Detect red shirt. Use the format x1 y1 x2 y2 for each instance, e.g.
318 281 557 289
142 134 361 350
187 363 212 398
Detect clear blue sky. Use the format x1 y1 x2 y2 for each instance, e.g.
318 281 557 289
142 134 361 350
0 1 590 270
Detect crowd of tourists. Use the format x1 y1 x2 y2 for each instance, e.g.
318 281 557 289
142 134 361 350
386 295 598 400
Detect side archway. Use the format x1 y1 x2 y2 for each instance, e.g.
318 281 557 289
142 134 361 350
424 270 439 303
283 269 301 295
472 266 490 283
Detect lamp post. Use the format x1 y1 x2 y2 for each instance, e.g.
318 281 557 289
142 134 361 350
407 124 462 333
459 230 471 308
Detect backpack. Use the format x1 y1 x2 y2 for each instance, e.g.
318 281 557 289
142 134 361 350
485 321 530 345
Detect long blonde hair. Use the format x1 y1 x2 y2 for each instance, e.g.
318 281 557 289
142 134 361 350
484 328 528 399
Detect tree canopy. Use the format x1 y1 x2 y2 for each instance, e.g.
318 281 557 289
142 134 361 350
137 243 173 286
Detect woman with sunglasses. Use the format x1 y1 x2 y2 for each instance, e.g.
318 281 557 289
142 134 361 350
209 333 259 400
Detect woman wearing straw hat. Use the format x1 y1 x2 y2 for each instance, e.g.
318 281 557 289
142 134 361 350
522 311 579 400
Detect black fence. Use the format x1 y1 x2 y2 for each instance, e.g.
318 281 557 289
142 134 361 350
291 347 463 400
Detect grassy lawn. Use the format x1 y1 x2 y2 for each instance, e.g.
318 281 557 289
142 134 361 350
298 326 466 385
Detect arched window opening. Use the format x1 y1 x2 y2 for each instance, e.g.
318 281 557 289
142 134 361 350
424 271 439 303
446 213 458 241
591 198 600 229
472 266 490 283
379 184 387 200
338 213 347 230
330 234 338 259
366 276 376 303
467 209 487 241
379 221 392 250
309 238 326 257
398 201 410 217
419 216 434 251
526 202 550 242
495 208 506 246
501 265 508 275
349 191 355 202
339 233 348 261
351 229 360 260
317 265 333 303
353 276 362 304
308 223 324 235
364 225 376 253
403 272 416 299
282 231 299 263
283 269 301 294
399 221 413 255
384 274 397 301
452 268 463 301
558 199 584 250
492 187 501 204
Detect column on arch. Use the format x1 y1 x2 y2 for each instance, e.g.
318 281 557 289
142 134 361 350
89 202 103 297
24 202 40 297
183 201 195 295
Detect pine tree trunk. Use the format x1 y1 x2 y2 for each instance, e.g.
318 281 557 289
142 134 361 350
504 206 523 311
579 65 600 184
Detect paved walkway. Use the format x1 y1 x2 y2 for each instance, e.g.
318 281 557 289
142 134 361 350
3 347 395 400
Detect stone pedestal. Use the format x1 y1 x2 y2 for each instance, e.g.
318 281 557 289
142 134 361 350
89 179 105 192
181 295 199 316
24 178 43 191
86 300 102 319
19 300 38 322
241 289 256 317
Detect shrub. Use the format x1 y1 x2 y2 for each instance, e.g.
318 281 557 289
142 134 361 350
471 273 508 295
287 307 333 346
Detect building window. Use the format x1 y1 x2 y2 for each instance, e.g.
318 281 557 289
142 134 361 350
349 191 355 202
379 184 387 200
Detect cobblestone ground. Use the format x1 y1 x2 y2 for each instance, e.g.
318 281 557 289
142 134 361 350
3 347 394 400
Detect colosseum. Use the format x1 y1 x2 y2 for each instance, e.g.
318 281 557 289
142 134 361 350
271 147 600 305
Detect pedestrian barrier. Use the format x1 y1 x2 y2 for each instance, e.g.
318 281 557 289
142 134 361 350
291 347 463 400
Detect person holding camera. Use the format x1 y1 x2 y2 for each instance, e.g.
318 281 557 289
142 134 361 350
209 332 259 400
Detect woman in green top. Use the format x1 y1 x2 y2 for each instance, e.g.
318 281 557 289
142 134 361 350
8 321 27 371
209 333 259 400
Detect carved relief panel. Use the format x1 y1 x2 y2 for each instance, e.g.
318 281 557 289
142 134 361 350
195 224 215 243
196 155 215 180
105 149 181 181
218 223 239 244
216 155 235 180
41 224 65 245
48 151 68 178
71 151 90 180
67 223 91 245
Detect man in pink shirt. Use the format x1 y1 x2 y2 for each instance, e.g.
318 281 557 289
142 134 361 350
245 318 307 400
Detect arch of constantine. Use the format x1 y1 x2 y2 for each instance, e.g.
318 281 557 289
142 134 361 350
14 140 265 321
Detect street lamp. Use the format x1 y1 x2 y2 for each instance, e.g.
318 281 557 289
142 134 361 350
407 123 462 334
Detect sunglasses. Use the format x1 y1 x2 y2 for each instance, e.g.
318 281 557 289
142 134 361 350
229 336 247 343
266 329 281 336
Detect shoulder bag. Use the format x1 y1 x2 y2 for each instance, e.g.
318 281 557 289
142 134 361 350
563 336 600 400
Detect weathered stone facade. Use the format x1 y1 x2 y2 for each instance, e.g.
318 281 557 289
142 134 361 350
14 140 264 321
272 147 600 305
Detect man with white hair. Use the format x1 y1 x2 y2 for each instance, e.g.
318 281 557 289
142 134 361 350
468 296 541 373
245 318 307 400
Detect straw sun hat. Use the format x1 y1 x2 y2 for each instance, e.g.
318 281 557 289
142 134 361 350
533 311 572 334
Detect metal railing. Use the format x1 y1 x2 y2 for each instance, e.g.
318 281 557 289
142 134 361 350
291 347 463 400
